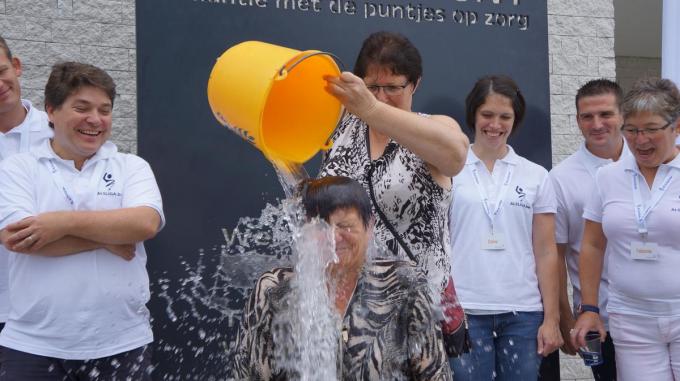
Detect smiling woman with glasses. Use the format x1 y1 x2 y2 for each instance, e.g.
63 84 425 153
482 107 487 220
572 78 680 381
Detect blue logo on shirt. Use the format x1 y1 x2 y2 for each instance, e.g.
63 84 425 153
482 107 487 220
103 172 115 190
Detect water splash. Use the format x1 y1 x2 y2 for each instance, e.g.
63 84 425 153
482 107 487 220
153 200 301 379
272 220 339 380
151 159 337 379
151 159 449 379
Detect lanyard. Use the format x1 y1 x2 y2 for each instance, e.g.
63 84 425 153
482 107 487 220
45 159 106 209
629 168 674 238
471 162 515 233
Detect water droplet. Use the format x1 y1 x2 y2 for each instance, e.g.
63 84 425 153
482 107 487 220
88 367 100 378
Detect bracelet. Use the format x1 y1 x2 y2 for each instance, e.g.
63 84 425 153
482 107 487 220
578 304 600 315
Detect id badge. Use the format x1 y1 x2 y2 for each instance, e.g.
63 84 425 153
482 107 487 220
482 233 505 250
630 241 659 261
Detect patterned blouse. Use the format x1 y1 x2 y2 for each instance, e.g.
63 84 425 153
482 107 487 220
233 259 452 380
318 114 452 287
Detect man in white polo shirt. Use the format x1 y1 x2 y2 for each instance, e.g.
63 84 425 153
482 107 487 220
0 62 164 380
0 36 52 334
546 79 626 381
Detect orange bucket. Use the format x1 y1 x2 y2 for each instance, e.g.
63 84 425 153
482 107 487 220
207 41 343 163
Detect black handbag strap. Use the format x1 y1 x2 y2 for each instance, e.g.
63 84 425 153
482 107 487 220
366 162 417 264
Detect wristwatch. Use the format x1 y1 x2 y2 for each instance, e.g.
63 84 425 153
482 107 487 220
577 304 600 314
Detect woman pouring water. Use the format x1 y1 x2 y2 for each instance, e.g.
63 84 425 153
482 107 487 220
320 31 469 291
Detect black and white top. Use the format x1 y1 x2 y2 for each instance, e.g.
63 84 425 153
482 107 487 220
318 114 452 286
233 259 452 380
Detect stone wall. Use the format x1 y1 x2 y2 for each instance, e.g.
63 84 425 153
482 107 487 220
0 0 137 153
548 0 616 166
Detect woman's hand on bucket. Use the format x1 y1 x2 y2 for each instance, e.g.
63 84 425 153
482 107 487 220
325 72 378 120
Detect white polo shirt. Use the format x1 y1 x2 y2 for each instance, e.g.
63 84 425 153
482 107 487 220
0 139 165 359
450 146 556 312
0 100 52 160
0 99 52 323
549 141 631 328
584 153 680 317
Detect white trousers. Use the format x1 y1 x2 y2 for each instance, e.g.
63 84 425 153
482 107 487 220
609 312 680 381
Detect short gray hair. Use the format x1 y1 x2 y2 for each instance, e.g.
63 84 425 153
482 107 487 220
622 78 680 123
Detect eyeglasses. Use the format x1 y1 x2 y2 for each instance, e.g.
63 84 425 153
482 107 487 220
366 83 409 96
621 121 674 137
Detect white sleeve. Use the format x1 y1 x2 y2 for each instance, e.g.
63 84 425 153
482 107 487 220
583 171 605 223
122 155 166 231
0 157 36 230
533 170 557 214
549 172 569 244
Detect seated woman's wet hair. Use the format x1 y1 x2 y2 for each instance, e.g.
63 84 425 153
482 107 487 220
297 176 372 228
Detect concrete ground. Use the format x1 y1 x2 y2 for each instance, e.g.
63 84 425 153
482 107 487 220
560 352 596 380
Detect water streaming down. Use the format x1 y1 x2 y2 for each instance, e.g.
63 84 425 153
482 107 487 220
265 160 341 379
272 160 310 198
153 159 344 379
271 220 340 380
153 159 451 380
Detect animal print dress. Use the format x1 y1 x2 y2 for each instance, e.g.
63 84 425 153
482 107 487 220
318 114 452 287
233 259 452 380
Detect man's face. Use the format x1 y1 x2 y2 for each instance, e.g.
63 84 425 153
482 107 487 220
0 50 22 115
47 85 113 164
576 93 623 150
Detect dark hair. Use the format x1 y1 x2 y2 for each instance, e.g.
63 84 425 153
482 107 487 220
465 75 525 135
622 77 680 122
353 31 422 85
298 176 372 228
44 62 116 113
0 35 12 60
575 79 623 112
